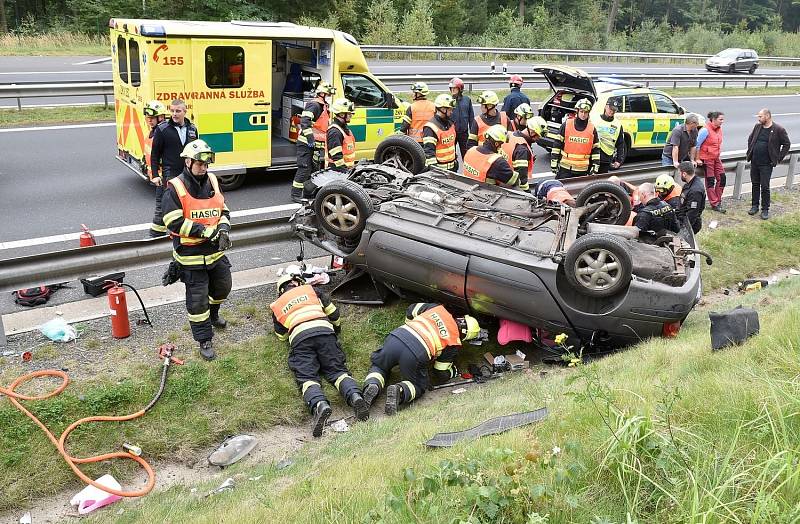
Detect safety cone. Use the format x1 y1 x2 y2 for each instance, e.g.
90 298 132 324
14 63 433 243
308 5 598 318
79 224 96 248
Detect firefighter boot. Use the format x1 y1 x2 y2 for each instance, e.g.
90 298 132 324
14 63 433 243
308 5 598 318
210 304 227 329
385 384 403 416
199 340 216 361
348 391 370 422
311 400 332 438
362 383 380 408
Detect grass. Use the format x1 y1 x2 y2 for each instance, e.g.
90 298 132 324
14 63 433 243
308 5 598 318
0 106 114 128
0 31 108 56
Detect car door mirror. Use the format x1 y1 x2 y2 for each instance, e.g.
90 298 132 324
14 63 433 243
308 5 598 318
677 106 685 115
384 92 396 108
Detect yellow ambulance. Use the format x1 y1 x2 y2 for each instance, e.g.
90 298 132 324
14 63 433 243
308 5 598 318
110 18 409 190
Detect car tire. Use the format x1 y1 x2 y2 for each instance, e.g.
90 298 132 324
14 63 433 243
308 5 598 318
216 173 246 191
728 64 735 74
575 181 632 226
313 179 374 239
748 64 757 74
564 233 632 298
374 134 426 174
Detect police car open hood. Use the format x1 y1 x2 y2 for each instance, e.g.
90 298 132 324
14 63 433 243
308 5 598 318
534 65 596 97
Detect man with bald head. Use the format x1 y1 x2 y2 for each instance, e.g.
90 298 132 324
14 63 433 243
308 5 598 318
633 182 679 234
746 108 791 220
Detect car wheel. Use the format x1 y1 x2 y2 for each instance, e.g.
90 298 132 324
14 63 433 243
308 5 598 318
575 181 632 226
374 134 426 174
313 179 374 239
728 64 735 74
748 64 757 74
564 233 632 298
215 173 246 191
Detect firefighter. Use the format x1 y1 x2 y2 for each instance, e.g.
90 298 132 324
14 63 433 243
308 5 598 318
448 77 474 159
655 174 683 210
361 303 481 415
499 116 547 192
161 140 232 361
143 101 170 236
422 94 458 172
398 82 435 143
461 124 517 186
291 81 336 203
467 90 509 148
596 98 626 174
326 98 356 172
551 98 600 179
509 102 535 133
633 182 680 234
271 274 368 437
535 179 577 207
150 99 198 238
501 75 531 118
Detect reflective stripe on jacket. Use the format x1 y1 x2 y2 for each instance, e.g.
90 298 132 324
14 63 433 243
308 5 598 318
327 122 356 168
168 174 225 246
423 120 457 167
400 305 462 359
499 133 533 179
561 118 595 171
270 285 332 344
596 119 622 157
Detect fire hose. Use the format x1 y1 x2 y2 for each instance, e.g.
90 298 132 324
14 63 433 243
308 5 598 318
0 344 183 498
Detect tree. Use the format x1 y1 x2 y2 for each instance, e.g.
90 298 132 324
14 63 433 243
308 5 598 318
362 0 398 44
396 0 434 45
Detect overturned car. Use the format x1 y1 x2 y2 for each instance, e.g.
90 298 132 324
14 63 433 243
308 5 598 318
291 162 710 348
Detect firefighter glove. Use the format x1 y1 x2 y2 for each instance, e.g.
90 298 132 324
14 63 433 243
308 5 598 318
201 226 216 239
216 230 232 251
162 261 182 286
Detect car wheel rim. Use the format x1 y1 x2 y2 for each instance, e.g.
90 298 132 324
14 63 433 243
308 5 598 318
383 146 413 169
321 193 360 232
585 192 624 223
574 248 621 291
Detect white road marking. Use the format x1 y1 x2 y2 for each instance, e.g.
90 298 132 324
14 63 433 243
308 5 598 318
767 112 800 117
0 122 115 133
73 57 112 65
675 93 800 100
0 69 110 75
0 204 301 250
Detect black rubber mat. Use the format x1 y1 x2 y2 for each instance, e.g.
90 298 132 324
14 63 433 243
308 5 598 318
425 407 548 448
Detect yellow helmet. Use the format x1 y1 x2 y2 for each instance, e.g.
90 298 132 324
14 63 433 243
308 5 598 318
477 90 500 106
526 116 548 138
458 315 482 341
514 103 535 119
411 82 430 96
180 139 215 163
329 98 355 116
277 273 305 294
143 100 169 117
434 93 456 109
484 124 508 144
655 174 676 192
315 81 336 96
575 98 593 112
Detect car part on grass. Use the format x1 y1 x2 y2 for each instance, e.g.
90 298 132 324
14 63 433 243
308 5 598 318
208 435 259 467
206 477 236 497
70 474 122 515
0 344 183 499
425 408 549 448
709 306 760 351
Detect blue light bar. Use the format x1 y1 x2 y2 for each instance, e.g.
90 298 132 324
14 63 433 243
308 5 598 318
140 24 166 37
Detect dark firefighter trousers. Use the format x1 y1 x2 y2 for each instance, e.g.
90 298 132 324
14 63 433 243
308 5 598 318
179 257 232 342
364 334 430 405
150 169 177 237
291 144 323 199
288 332 361 412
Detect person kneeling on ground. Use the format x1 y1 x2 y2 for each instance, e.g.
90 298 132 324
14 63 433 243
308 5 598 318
362 303 482 416
534 179 576 207
633 182 680 235
270 274 368 437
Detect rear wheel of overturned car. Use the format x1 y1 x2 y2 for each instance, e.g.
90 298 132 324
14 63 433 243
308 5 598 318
374 134 426 174
575 181 632 226
313 180 374 239
564 233 632 298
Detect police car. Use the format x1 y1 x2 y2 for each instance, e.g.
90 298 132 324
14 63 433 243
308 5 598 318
535 65 699 158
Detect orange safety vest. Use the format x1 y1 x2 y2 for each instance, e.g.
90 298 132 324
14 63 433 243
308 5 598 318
168 174 225 245
699 124 723 161
499 133 534 179
462 147 502 184
561 118 595 172
547 186 573 204
327 122 356 168
662 185 682 202
311 97 330 146
423 121 457 166
401 305 462 359
408 99 435 142
228 63 243 85
475 112 509 146
269 284 328 333
144 133 155 179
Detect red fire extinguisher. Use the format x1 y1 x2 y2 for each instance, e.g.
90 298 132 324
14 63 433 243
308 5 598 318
107 281 130 339
79 224 96 248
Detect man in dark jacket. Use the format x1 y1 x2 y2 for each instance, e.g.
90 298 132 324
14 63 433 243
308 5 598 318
150 99 198 237
676 161 705 234
746 108 791 220
448 77 474 160
634 183 679 234
501 75 530 118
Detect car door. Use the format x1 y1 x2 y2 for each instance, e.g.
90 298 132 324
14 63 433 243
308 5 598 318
339 73 396 160
650 93 684 149
736 52 748 72
622 93 656 149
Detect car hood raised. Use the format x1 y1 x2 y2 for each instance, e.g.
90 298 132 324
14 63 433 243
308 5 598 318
534 65 596 97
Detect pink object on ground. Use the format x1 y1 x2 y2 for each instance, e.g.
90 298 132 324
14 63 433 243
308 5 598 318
70 474 122 515
497 319 533 345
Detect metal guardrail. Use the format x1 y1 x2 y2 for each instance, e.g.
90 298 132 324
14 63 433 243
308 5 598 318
361 45 800 65
0 82 114 110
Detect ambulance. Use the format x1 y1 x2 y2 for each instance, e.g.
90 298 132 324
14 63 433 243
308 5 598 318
110 18 410 190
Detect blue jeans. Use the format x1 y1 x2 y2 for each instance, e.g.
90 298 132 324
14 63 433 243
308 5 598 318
661 154 674 167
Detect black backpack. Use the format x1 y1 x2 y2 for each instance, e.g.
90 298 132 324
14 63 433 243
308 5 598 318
12 284 65 307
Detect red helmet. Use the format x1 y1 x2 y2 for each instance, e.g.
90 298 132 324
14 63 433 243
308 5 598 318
510 74 524 86
448 77 464 90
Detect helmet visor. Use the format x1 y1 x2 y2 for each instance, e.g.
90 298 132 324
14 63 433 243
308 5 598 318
196 151 215 163
143 107 159 117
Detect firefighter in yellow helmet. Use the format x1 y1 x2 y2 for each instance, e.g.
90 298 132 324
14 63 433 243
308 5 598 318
551 98 600 179
291 81 336 202
461 124 517 186
398 82 435 143
326 98 356 172
362 303 482 415
467 90 509 148
509 102 535 132
655 173 683 210
270 272 369 437
160 139 232 361
422 94 458 172
499 116 548 192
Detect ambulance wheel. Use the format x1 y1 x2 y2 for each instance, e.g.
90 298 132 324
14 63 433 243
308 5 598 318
564 233 632 298
216 173 246 191
576 181 631 226
313 180 374 239
374 135 426 174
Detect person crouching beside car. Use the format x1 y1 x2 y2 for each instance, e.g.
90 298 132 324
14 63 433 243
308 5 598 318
633 182 679 235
